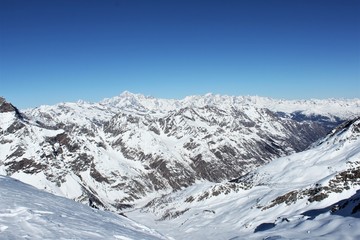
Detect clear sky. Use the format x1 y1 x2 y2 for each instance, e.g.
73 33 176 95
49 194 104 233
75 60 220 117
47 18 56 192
1 0 359 109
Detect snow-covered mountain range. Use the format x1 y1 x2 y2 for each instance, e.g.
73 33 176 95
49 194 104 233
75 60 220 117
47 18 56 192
1 92 360 239
0 93 359 210
128 117 360 239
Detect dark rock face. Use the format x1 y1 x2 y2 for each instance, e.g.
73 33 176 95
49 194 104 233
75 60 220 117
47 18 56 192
302 190 360 219
0 97 17 113
0 97 24 120
6 121 25 133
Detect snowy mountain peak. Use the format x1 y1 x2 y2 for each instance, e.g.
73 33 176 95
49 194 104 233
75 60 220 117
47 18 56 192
107 91 156 102
0 97 26 132
120 90 136 96
118 90 149 98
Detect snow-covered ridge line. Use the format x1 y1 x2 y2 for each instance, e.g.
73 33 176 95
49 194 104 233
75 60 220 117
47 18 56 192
26 91 360 119
101 92 360 118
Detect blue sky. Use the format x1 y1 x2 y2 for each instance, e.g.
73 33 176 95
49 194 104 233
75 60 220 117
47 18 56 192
1 0 359 108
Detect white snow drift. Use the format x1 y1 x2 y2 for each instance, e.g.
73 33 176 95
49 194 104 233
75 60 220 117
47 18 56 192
0 175 166 240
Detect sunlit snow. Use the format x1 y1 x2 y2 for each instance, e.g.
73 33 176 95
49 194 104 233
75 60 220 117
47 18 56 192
0 176 166 240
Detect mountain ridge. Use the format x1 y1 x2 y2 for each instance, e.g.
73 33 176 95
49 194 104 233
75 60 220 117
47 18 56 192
24 91 360 118
127 117 360 239
0 93 359 212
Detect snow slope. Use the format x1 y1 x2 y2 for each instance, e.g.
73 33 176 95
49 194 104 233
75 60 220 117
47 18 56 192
0 175 166 240
127 117 360 239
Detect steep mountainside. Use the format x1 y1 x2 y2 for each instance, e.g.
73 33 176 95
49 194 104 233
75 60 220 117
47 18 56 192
128 117 360 239
0 175 166 240
0 93 359 212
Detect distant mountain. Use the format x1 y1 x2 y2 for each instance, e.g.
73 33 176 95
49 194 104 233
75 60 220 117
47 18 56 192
0 92 359 213
129 117 360 239
0 175 166 239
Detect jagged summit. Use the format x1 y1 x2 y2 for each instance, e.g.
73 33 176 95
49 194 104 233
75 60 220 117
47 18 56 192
0 97 20 114
0 98 26 133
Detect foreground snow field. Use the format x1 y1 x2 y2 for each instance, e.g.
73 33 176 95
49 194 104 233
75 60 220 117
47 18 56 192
0 175 166 240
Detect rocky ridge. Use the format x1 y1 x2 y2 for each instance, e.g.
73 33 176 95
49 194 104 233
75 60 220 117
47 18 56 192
0 93 359 212
127 117 360 239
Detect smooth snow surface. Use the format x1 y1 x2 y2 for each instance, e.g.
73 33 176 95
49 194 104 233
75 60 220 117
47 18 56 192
0 176 166 240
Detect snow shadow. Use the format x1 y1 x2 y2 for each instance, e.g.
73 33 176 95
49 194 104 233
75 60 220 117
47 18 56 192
254 222 276 232
302 190 360 220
